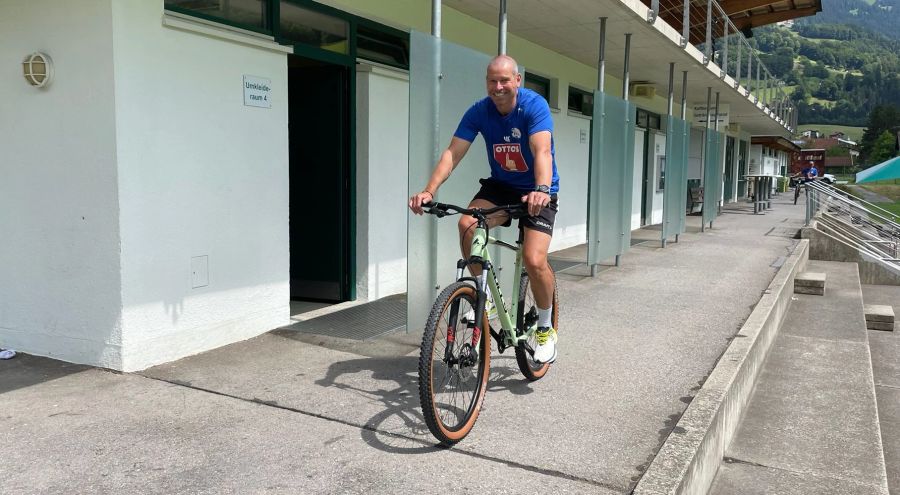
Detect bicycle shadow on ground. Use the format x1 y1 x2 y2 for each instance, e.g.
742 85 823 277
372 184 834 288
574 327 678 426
313 352 537 455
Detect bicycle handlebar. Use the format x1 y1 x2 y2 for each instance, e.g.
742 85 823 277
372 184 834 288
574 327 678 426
423 201 528 219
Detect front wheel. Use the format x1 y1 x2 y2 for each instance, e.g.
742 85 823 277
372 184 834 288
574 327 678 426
515 268 559 381
418 282 491 446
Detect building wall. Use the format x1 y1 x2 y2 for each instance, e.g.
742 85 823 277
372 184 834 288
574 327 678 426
0 0 125 367
356 64 409 300
111 3 291 370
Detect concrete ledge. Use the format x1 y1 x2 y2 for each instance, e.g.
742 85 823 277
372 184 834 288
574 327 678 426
802 221 900 286
867 321 895 331
796 272 826 288
633 240 809 495
865 305 895 323
795 286 825 295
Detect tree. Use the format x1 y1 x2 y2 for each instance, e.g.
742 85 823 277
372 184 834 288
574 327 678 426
867 130 898 165
860 104 900 159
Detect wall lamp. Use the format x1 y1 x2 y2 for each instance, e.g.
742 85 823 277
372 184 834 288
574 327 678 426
22 52 53 88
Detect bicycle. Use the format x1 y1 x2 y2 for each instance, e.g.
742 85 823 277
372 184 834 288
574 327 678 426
417 201 559 446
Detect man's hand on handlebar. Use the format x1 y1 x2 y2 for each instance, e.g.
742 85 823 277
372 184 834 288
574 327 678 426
409 190 435 215
521 191 550 217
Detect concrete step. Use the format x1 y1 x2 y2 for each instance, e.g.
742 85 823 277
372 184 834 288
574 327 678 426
710 260 889 494
862 284 900 494
865 304 895 332
795 271 826 295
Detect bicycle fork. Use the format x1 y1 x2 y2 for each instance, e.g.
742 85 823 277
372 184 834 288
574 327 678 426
443 259 490 365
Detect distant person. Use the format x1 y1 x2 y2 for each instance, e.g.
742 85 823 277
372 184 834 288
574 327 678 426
805 161 818 180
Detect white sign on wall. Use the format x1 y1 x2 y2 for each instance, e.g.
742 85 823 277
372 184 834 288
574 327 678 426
243 75 271 108
692 103 730 128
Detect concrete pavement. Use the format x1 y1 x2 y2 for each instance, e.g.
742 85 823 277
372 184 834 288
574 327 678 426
2 196 814 494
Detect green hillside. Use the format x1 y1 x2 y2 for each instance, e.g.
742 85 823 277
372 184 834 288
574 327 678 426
796 124 865 142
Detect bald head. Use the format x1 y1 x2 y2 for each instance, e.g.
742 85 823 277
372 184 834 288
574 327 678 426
488 55 520 76
485 55 521 114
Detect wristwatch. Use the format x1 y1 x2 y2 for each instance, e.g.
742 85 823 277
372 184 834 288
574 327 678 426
534 184 551 194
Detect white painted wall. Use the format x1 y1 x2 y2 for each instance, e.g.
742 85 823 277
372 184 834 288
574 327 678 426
111 4 290 371
356 64 409 301
550 112 591 252
631 129 646 230
0 0 125 367
650 131 666 224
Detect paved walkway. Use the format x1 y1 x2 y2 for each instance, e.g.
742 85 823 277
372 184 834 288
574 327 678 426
2 196 809 494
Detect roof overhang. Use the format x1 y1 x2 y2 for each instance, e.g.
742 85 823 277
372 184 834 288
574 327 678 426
443 0 794 136
752 135 802 152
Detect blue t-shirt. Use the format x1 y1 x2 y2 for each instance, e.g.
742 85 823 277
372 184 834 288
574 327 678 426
453 88 560 194
808 166 818 177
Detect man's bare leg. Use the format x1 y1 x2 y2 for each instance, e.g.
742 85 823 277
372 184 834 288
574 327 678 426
457 199 509 277
522 227 554 309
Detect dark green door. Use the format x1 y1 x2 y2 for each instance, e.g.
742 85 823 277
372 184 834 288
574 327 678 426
289 57 350 302
724 136 735 202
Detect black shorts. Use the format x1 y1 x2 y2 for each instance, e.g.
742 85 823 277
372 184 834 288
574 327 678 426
472 178 558 236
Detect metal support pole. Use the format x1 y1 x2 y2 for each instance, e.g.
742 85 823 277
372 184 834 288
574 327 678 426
714 92 720 132
432 0 441 37
498 0 508 55
702 87 711 232
705 0 712 64
681 71 688 119
598 18 607 92
617 32 632 266
721 20 728 78
746 48 752 97
735 41 741 88
664 62 675 249
623 33 632 100
650 0 659 23
713 91 720 224
667 63 675 117
755 58 760 103
681 0 690 47
429 0 442 299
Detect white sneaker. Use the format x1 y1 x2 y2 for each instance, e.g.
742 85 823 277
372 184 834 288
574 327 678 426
462 298 497 323
532 327 557 364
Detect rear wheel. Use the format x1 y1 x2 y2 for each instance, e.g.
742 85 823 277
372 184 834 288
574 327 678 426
515 268 559 381
418 282 491 445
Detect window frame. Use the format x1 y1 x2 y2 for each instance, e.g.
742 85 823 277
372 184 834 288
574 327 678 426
567 85 593 117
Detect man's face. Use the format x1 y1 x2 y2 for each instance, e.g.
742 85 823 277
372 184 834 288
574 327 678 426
486 64 520 108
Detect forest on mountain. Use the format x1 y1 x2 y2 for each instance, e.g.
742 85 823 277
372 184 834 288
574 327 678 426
746 0 900 161
751 22 900 126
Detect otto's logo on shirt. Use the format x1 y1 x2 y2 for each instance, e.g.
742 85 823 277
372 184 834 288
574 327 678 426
493 143 529 172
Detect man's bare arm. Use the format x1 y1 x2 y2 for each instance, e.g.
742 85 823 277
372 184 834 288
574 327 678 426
409 137 473 214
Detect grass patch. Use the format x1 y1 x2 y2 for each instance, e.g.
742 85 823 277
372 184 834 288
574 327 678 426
860 184 900 201
873 203 900 222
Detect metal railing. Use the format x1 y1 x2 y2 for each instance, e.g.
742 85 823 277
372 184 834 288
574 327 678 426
804 181 900 268
647 0 796 131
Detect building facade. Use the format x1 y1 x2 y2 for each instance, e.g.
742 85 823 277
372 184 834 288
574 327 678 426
1 0 802 370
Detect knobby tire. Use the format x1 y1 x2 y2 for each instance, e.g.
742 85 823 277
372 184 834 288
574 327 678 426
418 282 491 446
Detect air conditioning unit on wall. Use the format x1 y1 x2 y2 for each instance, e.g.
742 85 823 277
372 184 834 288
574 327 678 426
629 83 656 99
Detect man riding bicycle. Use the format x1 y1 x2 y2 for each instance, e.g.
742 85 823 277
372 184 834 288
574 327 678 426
408 54 560 364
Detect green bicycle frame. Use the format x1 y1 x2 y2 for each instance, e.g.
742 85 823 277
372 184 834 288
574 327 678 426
460 225 533 348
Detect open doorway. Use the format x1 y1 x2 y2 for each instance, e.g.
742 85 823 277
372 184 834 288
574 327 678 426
288 54 352 304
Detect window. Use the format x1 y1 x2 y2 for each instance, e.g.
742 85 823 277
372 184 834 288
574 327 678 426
280 1 349 54
357 25 409 69
636 109 662 130
165 0 270 31
524 73 550 102
568 86 593 116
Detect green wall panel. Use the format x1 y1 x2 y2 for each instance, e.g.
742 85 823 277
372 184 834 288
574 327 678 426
588 91 635 266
